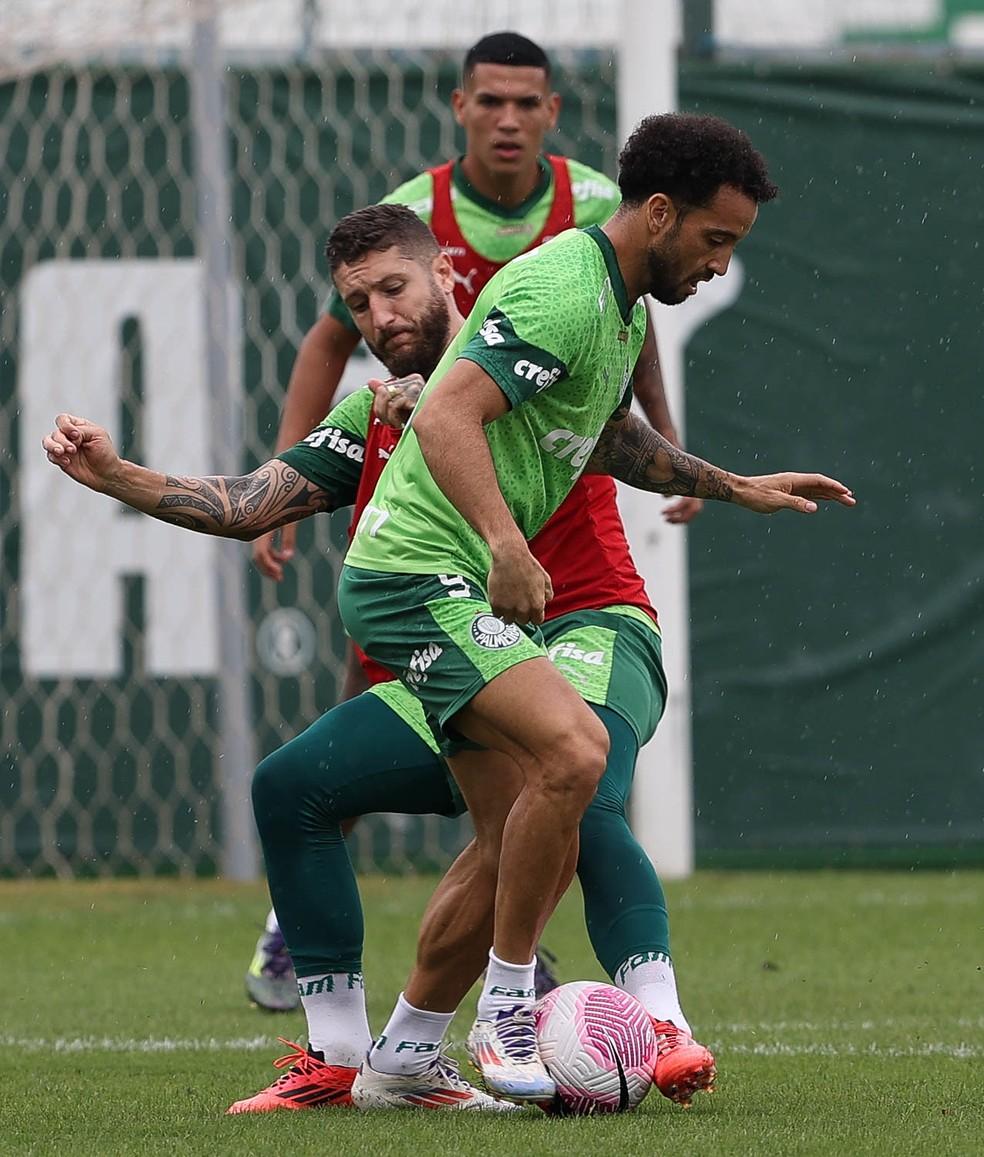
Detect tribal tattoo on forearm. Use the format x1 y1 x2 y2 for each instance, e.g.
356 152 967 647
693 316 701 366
152 461 333 536
587 407 734 500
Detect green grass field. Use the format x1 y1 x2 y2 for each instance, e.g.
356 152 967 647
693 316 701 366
1 871 981 1155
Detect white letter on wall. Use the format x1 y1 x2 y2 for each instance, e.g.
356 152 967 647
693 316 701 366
21 259 228 677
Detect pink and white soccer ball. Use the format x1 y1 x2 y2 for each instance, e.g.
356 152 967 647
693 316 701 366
534 981 657 1115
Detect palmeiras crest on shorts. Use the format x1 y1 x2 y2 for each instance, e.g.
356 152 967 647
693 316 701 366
470 614 523 650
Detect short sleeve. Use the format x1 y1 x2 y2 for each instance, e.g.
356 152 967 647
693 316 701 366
458 309 569 408
277 387 373 503
455 246 598 407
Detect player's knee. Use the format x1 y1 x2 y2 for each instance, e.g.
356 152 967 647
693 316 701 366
538 718 609 808
251 749 286 833
251 745 313 836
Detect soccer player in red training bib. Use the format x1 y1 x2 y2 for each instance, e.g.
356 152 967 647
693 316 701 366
244 29 703 1009
42 200 749 1113
252 30 701 588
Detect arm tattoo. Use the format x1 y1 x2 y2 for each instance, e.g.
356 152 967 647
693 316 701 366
587 407 734 500
153 461 335 536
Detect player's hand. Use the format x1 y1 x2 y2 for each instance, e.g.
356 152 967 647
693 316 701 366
42 413 122 492
487 539 554 625
732 473 856 514
662 496 704 524
252 524 296 582
368 375 425 429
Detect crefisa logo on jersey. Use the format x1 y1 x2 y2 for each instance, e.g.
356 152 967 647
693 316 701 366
513 359 562 393
302 425 365 461
470 614 522 650
479 317 504 346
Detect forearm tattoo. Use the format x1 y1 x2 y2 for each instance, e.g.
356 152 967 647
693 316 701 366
153 462 333 536
588 408 734 500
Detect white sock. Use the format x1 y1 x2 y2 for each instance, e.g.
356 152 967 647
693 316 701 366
368 993 454 1077
476 949 536 1020
264 908 280 936
615 951 691 1034
297 971 372 1068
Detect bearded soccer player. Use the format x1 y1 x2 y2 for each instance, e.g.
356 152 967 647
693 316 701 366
43 204 719 1113
245 28 702 1008
337 113 855 1104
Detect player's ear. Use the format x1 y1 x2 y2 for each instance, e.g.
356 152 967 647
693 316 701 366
432 252 455 294
646 193 674 238
451 87 466 126
544 91 561 130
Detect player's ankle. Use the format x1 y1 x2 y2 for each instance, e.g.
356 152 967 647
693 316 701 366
614 951 691 1034
476 949 536 1019
368 993 453 1076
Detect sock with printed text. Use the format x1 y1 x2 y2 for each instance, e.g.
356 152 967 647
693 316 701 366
297 970 372 1068
476 949 537 1020
368 993 454 1077
615 952 691 1034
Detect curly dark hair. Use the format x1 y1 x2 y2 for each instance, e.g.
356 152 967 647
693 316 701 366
618 113 778 208
326 204 440 273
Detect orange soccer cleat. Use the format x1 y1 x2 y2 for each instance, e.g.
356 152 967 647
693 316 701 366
226 1038 357 1113
651 1020 717 1108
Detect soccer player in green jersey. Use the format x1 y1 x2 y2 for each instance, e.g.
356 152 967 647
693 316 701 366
252 30 702 587
339 112 856 1103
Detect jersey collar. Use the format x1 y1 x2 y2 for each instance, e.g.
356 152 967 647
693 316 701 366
451 155 553 220
584 225 633 325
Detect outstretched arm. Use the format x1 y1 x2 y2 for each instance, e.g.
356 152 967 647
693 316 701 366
43 413 337 539
586 403 855 514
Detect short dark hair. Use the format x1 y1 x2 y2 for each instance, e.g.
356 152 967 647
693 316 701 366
326 204 440 274
617 113 778 209
463 31 551 84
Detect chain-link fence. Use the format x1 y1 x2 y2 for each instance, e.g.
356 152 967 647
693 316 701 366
5 0 974 878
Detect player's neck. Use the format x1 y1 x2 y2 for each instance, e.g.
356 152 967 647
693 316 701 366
600 216 647 305
458 153 543 210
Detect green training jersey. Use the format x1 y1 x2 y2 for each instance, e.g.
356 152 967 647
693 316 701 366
326 156 621 325
344 225 647 584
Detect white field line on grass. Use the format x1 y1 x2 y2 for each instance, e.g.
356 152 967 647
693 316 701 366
712 1017 984 1033
0 1034 981 1059
0 1035 275 1054
716 1042 983 1059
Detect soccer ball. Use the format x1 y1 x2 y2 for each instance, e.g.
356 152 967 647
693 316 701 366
534 981 656 1115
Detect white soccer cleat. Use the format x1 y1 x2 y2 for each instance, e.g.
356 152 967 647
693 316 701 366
351 1052 520 1112
467 1004 556 1102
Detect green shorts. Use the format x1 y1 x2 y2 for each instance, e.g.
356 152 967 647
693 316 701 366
337 565 546 739
541 605 666 747
363 599 665 761
365 601 663 814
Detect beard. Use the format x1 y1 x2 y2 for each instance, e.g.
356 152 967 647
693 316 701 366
367 286 451 379
645 239 691 306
